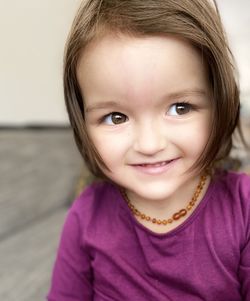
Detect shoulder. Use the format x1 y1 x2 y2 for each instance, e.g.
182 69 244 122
212 170 250 223
67 180 121 229
214 170 250 199
72 180 119 210
61 180 126 250
205 170 250 247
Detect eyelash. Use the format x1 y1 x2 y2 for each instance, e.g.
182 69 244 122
99 101 196 125
100 112 128 125
167 101 197 116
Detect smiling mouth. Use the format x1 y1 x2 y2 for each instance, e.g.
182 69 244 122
137 160 174 167
130 158 179 175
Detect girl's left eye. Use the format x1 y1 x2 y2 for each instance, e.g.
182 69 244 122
103 112 128 125
167 102 193 116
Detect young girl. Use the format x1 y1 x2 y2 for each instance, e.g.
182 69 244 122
47 0 250 300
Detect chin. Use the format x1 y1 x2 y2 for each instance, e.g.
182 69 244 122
130 184 177 202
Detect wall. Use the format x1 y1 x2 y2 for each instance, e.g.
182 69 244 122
0 0 80 125
217 0 250 116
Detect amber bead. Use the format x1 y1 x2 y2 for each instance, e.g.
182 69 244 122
179 209 187 217
194 192 199 198
173 213 181 220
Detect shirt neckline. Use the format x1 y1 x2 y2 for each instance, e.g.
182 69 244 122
112 177 217 238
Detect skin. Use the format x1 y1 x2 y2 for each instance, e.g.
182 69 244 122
77 34 212 233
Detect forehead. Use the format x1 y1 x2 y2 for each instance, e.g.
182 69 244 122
77 34 210 106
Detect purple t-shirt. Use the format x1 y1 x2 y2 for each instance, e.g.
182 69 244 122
47 171 250 301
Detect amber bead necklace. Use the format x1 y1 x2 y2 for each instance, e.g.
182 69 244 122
122 174 207 226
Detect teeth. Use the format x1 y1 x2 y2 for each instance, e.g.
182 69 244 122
142 161 168 167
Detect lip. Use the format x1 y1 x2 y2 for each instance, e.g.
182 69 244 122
130 158 179 175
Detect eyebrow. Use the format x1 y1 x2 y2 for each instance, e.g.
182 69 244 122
166 89 207 99
85 101 123 113
85 89 208 113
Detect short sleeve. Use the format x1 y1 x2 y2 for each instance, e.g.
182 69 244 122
47 209 93 301
238 174 250 300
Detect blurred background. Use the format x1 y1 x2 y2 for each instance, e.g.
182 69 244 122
0 0 249 300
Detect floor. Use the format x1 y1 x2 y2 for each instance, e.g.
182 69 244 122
0 124 249 301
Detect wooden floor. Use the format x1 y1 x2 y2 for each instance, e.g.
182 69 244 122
0 125 249 301
0 128 83 301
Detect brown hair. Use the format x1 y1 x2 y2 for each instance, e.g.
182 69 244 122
64 0 244 177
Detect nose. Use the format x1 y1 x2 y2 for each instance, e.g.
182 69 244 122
133 120 166 155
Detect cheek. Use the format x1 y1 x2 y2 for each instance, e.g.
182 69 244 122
89 129 130 165
172 119 211 156
188 118 211 173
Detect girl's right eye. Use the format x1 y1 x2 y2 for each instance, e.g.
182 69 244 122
103 112 128 125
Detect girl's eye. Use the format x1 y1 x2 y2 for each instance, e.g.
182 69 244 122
103 112 128 125
167 102 192 116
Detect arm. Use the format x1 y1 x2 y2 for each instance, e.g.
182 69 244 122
47 209 93 301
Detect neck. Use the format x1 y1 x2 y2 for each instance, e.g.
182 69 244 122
122 173 210 233
124 173 210 222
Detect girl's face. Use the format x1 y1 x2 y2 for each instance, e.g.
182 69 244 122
77 34 212 206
